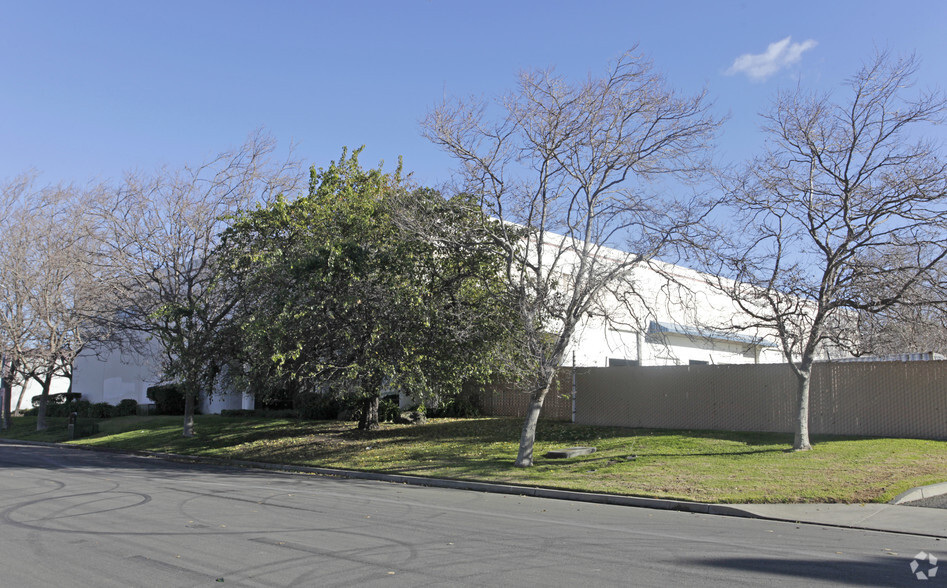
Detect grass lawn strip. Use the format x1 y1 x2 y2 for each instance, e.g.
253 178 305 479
2 415 945 504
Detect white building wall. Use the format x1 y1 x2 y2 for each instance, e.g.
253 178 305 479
73 347 162 405
65 234 799 410
562 257 790 368
72 345 255 414
200 390 254 414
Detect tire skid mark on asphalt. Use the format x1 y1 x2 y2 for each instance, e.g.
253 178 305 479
173 485 219 531
2 489 151 530
149 475 897 562
126 554 211 580
249 534 418 568
215 553 324 588
0 476 65 507
41 491 150 525
165 484 332 516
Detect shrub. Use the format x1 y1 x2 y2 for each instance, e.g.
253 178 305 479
46 402 73 418
295 392 341 421
31 393 85 417
378 396 401 423
73 400 93 418
115 399 138 417
257 390 294 411
220 409 256 417
146 384 187 415
89 402 115 419
425 389 482 418
256 408 297 419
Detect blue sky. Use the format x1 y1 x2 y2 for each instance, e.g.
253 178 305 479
3 0 947 190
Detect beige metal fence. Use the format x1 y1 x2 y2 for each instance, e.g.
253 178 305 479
475 361 947 439
467 371 573 421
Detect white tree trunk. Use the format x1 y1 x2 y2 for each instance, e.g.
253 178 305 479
794 373 812 451
182 390 195 438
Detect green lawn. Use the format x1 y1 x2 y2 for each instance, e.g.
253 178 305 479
3 414 945 504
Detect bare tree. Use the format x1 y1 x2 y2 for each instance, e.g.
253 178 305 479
424 50 721 466
853 267 947 357
0 178 113 430
92 131 302 437
701 53 947 450
0 175 33 427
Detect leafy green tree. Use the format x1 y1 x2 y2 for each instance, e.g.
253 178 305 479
218 148 517 429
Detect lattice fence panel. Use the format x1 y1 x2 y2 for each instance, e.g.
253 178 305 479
473 361 947 439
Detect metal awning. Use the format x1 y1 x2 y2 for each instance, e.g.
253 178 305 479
647 321 777 347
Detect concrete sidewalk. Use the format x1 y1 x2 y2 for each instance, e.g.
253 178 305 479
728 502 947 538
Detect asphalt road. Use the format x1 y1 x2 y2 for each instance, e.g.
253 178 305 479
0 443 943 587
907 494 947 509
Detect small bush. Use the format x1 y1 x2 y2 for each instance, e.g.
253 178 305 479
35 394 85 418
220 408 298 418
220 409 256 417
74 400 93 418
425 390 482 418
45 402 72 418
114 399 138 417
256 408 297 419
146 384 187 415
257 391 294 411
295 392 341 421
379 396 401 423
89 402 116 419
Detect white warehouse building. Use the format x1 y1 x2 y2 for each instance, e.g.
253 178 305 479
15 242 788 413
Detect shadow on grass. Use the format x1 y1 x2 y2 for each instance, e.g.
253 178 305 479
336 417 524 442
567 447 789 464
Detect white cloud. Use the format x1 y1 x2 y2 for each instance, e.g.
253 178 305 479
726 37 818 82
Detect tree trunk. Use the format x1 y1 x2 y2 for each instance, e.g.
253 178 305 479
182 389 195 438
0 358 10 431
514 380 553 467
35 376 52 431
793 372 812 451
14 382 26 416
1 380 8 431
358 395 380 430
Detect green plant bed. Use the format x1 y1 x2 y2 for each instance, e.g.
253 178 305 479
4 416 946 504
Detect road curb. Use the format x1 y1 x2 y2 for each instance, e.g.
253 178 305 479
0 437 762 518
1 437 939 536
